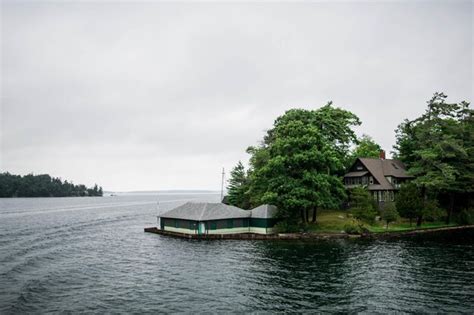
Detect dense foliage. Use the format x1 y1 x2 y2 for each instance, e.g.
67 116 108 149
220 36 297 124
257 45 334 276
394 93 473 223
395 183 424 226
0 172 103 197
349 186 377 223
381 202 399 228
350 134 382 160
227 103 361 228
226 161 250 209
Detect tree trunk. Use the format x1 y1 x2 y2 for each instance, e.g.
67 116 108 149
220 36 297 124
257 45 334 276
311 207 317 223
416 215 422 227
300 209 306 223
446 193 454 224
306 208 310 224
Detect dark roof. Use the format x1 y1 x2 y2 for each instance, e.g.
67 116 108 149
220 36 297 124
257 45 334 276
346 158 413 190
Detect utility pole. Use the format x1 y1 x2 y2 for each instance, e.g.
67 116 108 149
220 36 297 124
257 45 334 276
220 167 225 201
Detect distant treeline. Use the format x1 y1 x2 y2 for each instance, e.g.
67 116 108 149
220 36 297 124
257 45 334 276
0 173 103 197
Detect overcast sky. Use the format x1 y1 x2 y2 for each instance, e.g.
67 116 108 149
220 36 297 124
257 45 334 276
1 1 472 191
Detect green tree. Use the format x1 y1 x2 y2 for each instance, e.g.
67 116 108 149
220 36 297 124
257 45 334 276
394 93 473 223
0 173 104 198
381 202 399 229
352 134 382 159
227 161 250 209
246 104 360 226
349 187 377 223
396 183 424 226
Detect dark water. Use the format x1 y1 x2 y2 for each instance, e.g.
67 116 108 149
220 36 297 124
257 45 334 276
1 194 473 313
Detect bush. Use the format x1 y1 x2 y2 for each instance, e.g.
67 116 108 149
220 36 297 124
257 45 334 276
344 221 362 235
456 208 474 225
423 199 444 222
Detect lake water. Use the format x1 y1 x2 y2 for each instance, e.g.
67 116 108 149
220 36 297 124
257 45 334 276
1 194 473 313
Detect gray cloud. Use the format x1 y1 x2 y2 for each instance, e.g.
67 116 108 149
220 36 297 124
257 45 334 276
1 1 472 191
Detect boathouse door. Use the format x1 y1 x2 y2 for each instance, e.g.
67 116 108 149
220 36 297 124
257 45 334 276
198 222 206 234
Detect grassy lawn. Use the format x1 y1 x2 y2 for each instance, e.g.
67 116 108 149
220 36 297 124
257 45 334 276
306 210 352 233
305 210 457 234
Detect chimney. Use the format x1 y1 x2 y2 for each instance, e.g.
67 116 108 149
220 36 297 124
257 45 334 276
379 150 386 160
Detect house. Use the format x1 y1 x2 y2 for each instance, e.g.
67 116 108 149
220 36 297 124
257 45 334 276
343 151 413 208
157 202 279 236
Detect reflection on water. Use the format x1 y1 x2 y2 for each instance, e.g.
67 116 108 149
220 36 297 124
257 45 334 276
0 195 473 313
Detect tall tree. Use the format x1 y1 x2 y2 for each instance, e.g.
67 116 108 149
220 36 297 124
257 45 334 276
396 183 424 226
394 93 473 223
247 103 360 225
226 161 250 209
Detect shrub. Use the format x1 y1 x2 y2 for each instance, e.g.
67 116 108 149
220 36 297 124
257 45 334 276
344 221 362 235
456 208 474 225
423 199 444 222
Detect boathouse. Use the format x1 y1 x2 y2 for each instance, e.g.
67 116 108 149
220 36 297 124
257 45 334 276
158 202 279 235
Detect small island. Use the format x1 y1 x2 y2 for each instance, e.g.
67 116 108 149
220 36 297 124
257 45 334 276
222 93 473 236
0 172 103 197
147 92 473 239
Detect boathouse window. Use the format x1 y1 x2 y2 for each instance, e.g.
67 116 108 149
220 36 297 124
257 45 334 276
175 220 179 228
227 219 233 229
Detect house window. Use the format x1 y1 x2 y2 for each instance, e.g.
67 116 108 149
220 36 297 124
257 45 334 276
373 192 377 201
210 222 217 230
356 166 363 170
390 191 395 201
175 220 179 228
378 191 383 202
369 177 374 184
227 219 234 229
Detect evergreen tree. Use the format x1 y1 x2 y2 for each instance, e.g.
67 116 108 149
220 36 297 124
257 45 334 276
396 183 424 226
381 202 399 229
349 186 377 223
226 161 250 209
394 93 473 223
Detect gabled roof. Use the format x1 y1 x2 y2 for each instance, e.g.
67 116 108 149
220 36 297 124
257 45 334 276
345 158 412 190
250 204 278 219
159 202 249 221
